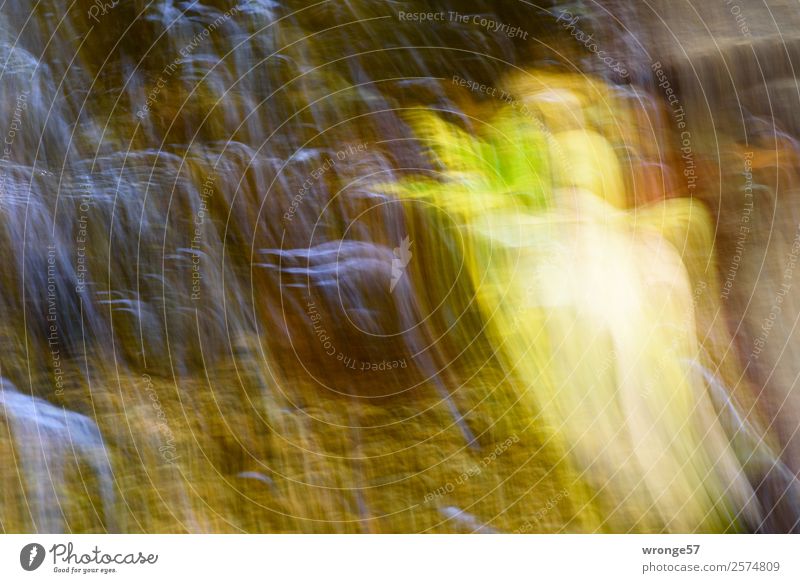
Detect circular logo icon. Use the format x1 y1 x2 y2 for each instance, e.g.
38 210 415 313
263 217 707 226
20 543 46 571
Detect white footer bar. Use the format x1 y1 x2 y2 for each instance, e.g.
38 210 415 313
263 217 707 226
0 535 796 582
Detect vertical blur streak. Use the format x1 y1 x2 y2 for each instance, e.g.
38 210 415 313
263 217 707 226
0 0 798 533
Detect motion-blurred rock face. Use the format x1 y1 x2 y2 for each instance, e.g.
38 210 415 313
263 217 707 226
0 0 798 533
